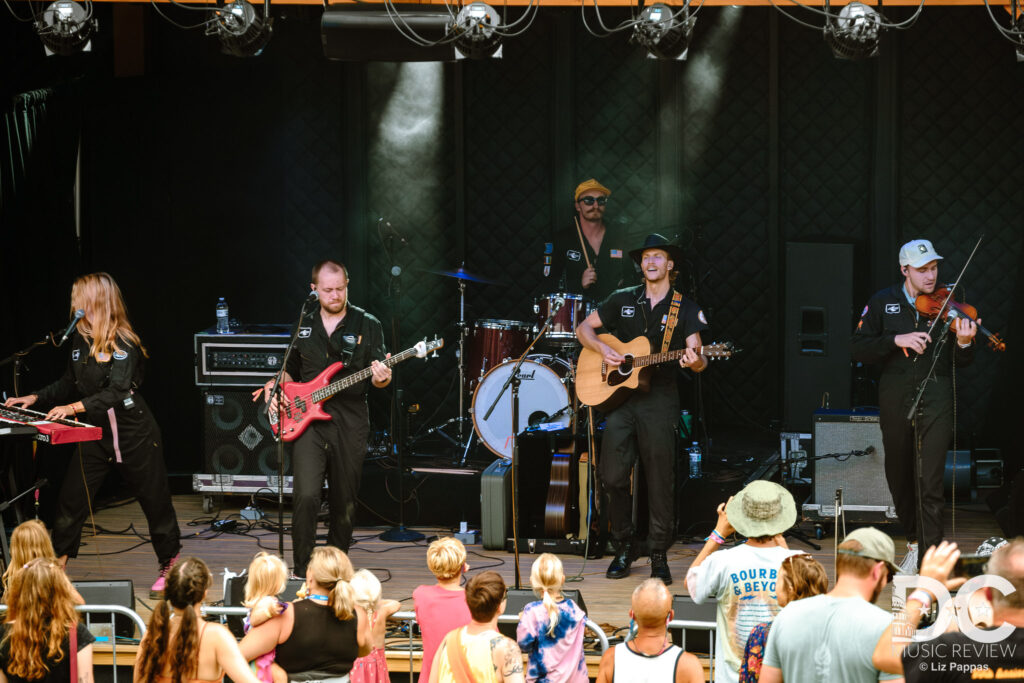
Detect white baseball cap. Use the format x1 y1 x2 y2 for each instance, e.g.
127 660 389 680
899 239 943 268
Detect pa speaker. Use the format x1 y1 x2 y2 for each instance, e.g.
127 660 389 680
783 242 854 431
202 389 291 477
498 588 587 639
72 580 135 639
223 575 306 637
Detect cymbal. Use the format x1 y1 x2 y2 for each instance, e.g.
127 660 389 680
424 267 503 285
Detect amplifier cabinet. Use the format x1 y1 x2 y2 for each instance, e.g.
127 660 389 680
804 409 896 523
201 389 292 478
194 325 291 387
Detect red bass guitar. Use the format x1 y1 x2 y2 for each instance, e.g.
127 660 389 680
269 337 443 441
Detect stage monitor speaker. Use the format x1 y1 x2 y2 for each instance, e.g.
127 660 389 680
671 595 716 654
202 389 292 477
807 410 895 522
72 580 135 639
783 242 853 431
224 575 306 637
498 588 587 639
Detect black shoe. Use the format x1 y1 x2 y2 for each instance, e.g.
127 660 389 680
585 536 607 560
606 541 635 579
650 550 673 585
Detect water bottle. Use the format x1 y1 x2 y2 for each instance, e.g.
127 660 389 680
216 298 230 334
688 440 702 479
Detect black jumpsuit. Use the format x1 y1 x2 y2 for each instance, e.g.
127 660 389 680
541 222 636 303
285 304 386 576
33 334 181 564
851 284 974 552
595 285 708 552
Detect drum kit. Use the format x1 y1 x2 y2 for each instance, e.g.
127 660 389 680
422 266 592 463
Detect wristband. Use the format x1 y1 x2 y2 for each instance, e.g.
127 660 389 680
705 530 725 545
908 589 932 609
957 340 971 349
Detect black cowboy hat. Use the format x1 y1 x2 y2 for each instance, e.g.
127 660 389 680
629 233 684 267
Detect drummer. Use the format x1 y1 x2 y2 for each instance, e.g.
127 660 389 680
540 179 636 303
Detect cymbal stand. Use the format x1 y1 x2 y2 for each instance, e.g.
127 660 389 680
458 279 466 443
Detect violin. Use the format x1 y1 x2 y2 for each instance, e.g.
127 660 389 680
914 286 1006 352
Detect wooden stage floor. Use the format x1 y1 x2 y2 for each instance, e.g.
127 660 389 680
64 492 1004 637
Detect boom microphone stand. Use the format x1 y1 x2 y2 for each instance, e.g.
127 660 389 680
267 292 319 558
482 298 564 589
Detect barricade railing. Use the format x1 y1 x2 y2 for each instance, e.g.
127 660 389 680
200 607 612 682
669 618 717 681
0 603 148 683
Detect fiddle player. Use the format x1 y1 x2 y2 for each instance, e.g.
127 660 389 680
851 239 977 574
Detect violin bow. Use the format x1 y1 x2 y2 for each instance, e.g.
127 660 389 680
925 233 984 337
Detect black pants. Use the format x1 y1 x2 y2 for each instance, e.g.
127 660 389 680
291 400 369 575
878 373 952 552
53 423 181 565
599 384 678 552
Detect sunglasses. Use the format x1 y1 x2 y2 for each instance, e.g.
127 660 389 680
578 196 607 207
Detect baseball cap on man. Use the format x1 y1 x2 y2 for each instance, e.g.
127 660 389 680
899 239 943 268
838 527 901 575
574 179 611 201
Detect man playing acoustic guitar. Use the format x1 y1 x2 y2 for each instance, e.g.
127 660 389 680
253 259 392 577
576 234 708 584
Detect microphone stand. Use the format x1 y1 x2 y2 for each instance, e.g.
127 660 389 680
380 248 424 543
482 301 563 589
1 332 60 396
267 295 318 559
904 235 981 564
0 479 48 572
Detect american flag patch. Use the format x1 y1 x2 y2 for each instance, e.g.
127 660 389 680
610 249 623 258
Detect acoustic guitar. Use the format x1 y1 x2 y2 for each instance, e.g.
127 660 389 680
576 334 736 412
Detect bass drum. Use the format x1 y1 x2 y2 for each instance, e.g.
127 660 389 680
471 357 572 460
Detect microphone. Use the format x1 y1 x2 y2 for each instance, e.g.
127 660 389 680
306 290 319 304
551 296 566 314
58 310 85 346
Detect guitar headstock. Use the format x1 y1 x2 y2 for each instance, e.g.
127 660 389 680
703 341 739 359
415 336 446 358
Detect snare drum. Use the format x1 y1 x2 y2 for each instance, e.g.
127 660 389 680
465 319 532 392
471 357 572 460
534 293 588 345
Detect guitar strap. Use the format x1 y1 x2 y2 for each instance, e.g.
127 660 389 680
660 291 683 353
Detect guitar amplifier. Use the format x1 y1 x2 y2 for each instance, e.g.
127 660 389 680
194 324 291 387
803 409 896 523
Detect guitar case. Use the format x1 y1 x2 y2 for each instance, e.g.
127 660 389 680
480 459 512 550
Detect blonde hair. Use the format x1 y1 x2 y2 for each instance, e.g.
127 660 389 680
308 546 357 621
243 552 288 608
426 537 466 581
530 553 565 637
350 569 382 613
70 272 147 359
2 520 57 593
1 558 79 680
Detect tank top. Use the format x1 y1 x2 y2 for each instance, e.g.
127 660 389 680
611 641 683 682
275 600 359 677
154 623 224 683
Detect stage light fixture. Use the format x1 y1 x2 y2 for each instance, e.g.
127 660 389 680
209 0 273 57
35 0 95 56
824 2 881 60
632 3 695 60
450 2 502 59
979 0 1024 61
767 0 922 59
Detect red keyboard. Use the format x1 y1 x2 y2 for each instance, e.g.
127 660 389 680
0 405 102 445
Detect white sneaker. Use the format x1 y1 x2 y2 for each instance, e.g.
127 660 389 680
898 543 919 575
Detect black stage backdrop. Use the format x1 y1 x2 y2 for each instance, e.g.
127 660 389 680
2 6 1022 485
